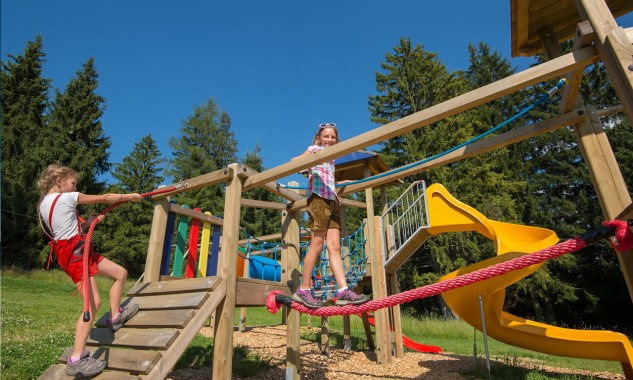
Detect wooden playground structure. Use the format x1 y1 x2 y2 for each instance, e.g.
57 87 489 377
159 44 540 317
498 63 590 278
39 1 633 379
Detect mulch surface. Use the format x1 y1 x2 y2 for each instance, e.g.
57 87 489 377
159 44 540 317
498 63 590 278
167 325 625 380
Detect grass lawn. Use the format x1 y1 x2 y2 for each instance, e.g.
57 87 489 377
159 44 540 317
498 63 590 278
1 268 629 379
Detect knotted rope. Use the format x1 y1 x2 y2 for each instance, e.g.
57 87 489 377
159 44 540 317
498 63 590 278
267 222 632 317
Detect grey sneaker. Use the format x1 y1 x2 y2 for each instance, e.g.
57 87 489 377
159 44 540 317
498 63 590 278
108 303 139 332
66 350 106 376
335 289 370 305
293 289 323 308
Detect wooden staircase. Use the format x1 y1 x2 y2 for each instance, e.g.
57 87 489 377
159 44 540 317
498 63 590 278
39 276 225 380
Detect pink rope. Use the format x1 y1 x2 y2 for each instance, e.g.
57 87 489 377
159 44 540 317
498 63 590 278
268 236 588 317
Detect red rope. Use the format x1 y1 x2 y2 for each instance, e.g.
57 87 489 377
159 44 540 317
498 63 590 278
81 186 178 321
268 236 588 317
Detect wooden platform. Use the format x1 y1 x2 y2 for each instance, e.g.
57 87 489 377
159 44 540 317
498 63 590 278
38 276 225 380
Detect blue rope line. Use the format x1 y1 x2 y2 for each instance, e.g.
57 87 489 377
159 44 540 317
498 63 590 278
280 79 567 190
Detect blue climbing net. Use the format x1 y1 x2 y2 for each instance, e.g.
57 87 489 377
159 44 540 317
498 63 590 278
238 223 368 300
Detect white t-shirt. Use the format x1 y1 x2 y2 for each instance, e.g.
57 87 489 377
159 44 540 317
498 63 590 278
39 192 81 241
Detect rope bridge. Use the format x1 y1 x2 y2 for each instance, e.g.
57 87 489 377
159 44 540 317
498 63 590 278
267 220 633 317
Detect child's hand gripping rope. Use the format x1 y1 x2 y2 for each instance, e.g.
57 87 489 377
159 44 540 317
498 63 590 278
80 184 185 322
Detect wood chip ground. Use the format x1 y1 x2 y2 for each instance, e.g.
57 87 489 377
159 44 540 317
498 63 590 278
167 325 625 380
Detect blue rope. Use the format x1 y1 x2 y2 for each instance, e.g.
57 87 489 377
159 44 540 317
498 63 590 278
280 79 567 190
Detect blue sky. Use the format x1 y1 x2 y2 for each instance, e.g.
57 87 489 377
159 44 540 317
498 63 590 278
3 1 632 186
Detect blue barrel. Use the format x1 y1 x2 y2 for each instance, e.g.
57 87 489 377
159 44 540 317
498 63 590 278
249 255 281 282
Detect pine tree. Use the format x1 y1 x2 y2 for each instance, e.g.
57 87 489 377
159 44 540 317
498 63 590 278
48 57 110 195
240 145 283 238
96 135 165 277
1 36 52 268
167 98 237 214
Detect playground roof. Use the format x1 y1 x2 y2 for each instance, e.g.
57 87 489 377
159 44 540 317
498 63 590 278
334 150 402 187
510 0 633 57
298 150 401 187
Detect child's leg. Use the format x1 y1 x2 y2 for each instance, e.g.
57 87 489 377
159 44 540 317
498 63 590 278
301 231 325 289
96 257 128 318
70 276 100 360
325 228 348 288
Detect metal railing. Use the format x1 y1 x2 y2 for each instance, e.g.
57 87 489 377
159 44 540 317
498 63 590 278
380 180 429 262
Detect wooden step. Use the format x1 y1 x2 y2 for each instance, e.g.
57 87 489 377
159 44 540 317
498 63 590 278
128 276 220 296
132 292 210 310
58 347 161 374
96 309 196 328
87 328 180 349
39 364 141 379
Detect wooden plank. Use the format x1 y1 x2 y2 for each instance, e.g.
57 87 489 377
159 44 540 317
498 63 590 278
39 364 141 380
235 278 292 306
141 280 227 380
170 203 224 226
242 46 599 192
58 347 161 375
96 309 195 329
160 207 176 276
172 206 190 277
128 276 221 296
144 198 170 283
131 292 209 310
198 212 212 277
185 208 201 278
87 328 179 350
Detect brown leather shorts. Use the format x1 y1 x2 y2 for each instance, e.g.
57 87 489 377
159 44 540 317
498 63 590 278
307 195 341 231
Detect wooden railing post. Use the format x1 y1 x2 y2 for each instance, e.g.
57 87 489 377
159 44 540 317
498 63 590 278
282 204 301 379
144 197 170 283
212 164 243 379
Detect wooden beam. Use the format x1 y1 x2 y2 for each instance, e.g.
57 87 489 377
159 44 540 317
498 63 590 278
169 203 224 226
240 198 288 210
338 108 586 195
574 0 633 124
242 46 599 192
235 278 292 306
559 21 595 113
240 164 303 202
152 168 232 200
365 164 391 364
281 207 302 377
212 164 242 380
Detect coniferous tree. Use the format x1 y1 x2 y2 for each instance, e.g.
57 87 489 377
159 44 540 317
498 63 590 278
167 98 237 214
1 36 52 268
240 145 283 238
97 134 165 276
48 57 110 195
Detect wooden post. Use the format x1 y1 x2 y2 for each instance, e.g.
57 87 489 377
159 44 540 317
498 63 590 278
381 184 404 358
212 164 243 380
340 207 352 352
542 29 633 305
144 197 170 283
282 182 301 379
365 166 391 364
574 0 633 123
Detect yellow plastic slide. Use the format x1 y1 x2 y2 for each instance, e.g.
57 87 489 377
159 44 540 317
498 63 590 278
425 184 633 375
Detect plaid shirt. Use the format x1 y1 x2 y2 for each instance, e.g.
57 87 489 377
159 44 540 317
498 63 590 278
306 145 338 201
